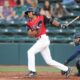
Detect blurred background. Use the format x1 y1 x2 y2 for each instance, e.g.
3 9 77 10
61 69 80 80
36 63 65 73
0 0 80 66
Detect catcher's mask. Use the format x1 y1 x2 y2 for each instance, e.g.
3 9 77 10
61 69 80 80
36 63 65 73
75 32 80 39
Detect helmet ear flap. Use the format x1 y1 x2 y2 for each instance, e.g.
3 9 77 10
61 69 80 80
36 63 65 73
32 11 35 15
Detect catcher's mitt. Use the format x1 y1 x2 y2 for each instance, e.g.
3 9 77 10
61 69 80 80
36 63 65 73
27 29 38 37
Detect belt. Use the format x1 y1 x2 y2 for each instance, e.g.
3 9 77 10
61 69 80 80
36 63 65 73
36 34 46 40
36 36 41 40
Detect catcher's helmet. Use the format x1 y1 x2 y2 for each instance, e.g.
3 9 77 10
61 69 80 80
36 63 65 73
25 7 38 15
75 32 80 39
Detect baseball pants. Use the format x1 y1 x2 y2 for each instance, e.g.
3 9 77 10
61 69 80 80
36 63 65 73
27 34 68 72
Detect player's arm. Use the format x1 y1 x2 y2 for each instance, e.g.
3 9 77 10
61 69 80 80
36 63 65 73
44 16 59 26
26 20 42 37
44 16 66 28
51 20 60 27
32 20 42 34
26 25 38 37
64 36 80 65
64 50 80 65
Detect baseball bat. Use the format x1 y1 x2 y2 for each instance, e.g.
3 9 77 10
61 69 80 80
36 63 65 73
66 16 80 26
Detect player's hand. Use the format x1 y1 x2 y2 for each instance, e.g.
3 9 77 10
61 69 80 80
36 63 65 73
27 29 38 37
60 24 68 29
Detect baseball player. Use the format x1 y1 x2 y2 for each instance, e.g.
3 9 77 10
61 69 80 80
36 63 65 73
25 7 71 78
63 32 80 76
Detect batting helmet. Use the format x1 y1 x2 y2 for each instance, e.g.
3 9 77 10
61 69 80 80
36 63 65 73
25 7 38 15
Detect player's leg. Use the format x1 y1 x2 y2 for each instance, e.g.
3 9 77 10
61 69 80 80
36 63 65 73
76 59 80 76
27 40 46 77
41 46 69 72
65 50 80 65
41 47 71 77
27 35 50 73
27 41 43 72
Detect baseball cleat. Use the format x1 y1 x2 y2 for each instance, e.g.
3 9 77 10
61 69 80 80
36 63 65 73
61 67 71 78
61 70 65 75
65 67 71 78
26 71 37 77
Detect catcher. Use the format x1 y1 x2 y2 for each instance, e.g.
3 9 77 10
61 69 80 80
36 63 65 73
63 32 80 76
25 7 71 78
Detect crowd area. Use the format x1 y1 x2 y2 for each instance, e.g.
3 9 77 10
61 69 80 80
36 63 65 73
0 0 80 21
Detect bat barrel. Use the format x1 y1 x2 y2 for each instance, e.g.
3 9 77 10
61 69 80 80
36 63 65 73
66 16 80 26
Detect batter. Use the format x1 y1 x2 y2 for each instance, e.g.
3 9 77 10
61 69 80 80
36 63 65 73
25 7 71 78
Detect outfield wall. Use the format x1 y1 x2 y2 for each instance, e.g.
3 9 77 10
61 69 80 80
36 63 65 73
0 43 77 65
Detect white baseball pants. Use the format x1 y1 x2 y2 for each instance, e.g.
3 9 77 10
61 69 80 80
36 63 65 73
27 34 68 72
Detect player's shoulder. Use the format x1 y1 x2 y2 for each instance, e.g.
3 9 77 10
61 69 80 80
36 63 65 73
37 15 44 20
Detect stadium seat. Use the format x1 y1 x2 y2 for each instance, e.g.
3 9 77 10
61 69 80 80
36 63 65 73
0 0 80 43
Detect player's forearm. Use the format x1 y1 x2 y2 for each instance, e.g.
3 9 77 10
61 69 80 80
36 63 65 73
47 16 61 27
52 21 60 27
65 50 80 65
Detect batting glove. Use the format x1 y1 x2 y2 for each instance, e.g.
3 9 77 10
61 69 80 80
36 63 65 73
60 24 68 29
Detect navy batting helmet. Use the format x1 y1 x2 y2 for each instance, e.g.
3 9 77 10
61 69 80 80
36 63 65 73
25 7 38 15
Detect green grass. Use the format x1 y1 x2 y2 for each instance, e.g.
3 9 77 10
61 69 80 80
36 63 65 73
0 67 26 72
37 67 60 72
0 67 60 72
0 66 77 75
